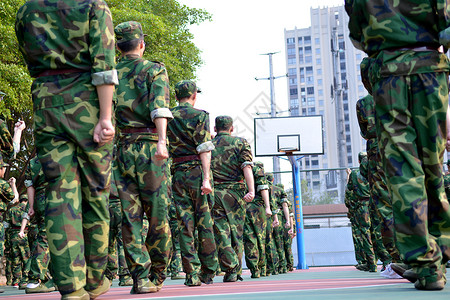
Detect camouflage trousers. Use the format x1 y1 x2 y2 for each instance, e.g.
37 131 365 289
28 192 51 282
167 204 182 276
368 198 391 264
212 182 246 275
274 215 287 272
172 164 218 277
9 229 30 285
117 136 172 286
349 214 364 264
265 217 279 275
367 145 400 262
373 69 450 280
282 222 294 270
105 200 130 281
243 201 267 275
354 200 376 269
35 101 112 294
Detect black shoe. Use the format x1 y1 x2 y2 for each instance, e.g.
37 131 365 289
199 273 214 285
223 273 237 282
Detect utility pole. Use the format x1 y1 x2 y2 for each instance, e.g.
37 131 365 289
331 27 347 202
255 52 287 184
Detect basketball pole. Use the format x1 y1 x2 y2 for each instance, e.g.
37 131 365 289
287 153 308 269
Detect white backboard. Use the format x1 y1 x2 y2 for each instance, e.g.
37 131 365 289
254 116 324 157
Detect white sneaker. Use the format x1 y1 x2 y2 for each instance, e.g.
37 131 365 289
380 264 402 279
26 282 39 289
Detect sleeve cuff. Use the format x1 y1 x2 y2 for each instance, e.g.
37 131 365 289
24 179 33 188
281 197 288 203
240 161 253 169
257 184 269 192
151 108 173 121
289 212 294 217
196 141 215 153
274 209 280 214
91 70 118 86
22 212 30 221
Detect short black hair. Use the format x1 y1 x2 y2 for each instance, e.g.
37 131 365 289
117 39 142 53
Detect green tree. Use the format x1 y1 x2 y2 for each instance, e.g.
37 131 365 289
286 179 338 206
0 0 211 189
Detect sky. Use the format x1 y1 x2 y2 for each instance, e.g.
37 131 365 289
177 0 345 186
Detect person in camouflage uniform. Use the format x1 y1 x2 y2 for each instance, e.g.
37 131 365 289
21 156 55 293
167 80 218 286
345 168 365 268
105 159 132 287
356 94 396 270
6 193 30 288
243 161 271 278
16 0 117 298
348 153 377 272
346 0 450 290
0 155 14 292
271 182 290 274
211 115 254 282
114 21 173 294
264 173 280 276
276 183 295 272
167 199 184 280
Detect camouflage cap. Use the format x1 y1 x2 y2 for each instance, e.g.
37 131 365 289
215 115 233 129
115 21 147 43
175 80 201 99
275 183 285 189
0 153 8 168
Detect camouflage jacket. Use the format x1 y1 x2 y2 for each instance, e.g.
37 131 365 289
15 0 118 110
211 132 253 183
116 54 173 135
167 102 214 167
5 201 29 229
345 0 450 56
24 157 47 199
346 0 450 84
0 179 14 205
0 120 13 160
270 184 288 215
353 169 370 201
252 162 269 205
356 95 377 152
444 173 450 200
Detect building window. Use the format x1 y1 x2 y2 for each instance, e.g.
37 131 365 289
346 134 351 142
347 145 352 153
287 37 295 44
298 37 303 45
307 97 315 105
288 58 296 65
318 89 323 96
301 87 306 96
288 48 296 55
315 48 321 55
290 99 299 106
356 53 362 60
304 36 311 45
301 97 306 105
348 156 353 165
307 86 314 94
316 58 321 65
305 56 312 63
307 76 314 84
313 181 320 189
305 46 312 55
306 66 313 75
288 68 296 75
317 68 322 75
300 68 305 83
308 107 316 114
291 108 299 116
317 79 322 86
340 62 346 70
345 124 350 132
319 100 324 107
302 108 307 115
344 114 349 121
289 78 297 85
290 88 298 95
359 85 365 92
315 37 320 45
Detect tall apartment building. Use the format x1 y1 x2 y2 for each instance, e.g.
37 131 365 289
284 5 367 201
